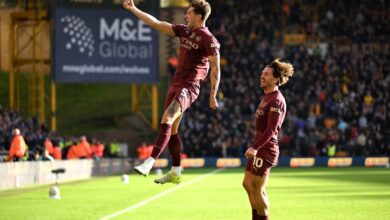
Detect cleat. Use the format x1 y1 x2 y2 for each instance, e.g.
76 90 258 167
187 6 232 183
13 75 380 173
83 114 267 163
133 161 153 177
154 171 181 185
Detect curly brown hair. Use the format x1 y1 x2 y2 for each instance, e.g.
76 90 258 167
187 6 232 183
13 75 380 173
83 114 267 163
268 58 294 86
190 0 211 22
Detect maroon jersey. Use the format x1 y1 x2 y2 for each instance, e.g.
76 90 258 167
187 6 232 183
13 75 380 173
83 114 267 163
251 90 286 165
171 24 220 86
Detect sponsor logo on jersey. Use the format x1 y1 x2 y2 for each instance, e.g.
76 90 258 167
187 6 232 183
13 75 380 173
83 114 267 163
210 43 219 48
270 107 281 114
181 37 199 49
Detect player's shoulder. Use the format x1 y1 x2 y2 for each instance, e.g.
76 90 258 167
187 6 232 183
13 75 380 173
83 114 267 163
172 24 190 35
174 24 188 29
276 91 286 102
197 27 217 40
271 91 286 106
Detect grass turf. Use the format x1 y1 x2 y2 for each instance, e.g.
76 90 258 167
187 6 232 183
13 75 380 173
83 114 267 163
0 167 389 220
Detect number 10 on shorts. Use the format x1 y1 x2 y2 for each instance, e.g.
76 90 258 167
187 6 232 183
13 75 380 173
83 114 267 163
253 157 263 168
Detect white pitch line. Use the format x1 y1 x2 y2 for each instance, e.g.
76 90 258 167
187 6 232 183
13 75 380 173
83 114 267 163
99 168 225 220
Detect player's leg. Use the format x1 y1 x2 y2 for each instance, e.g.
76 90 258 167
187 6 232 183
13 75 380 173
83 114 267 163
168 114 183 170
154 84 200 182
243 170 258 220
252 171 270 219
170 113 182 135
134 100 182 176
150 100 182 157
154 114 183 184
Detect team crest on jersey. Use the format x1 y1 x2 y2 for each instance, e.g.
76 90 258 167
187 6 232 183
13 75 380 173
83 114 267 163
255 107 264 118
195 36 202 42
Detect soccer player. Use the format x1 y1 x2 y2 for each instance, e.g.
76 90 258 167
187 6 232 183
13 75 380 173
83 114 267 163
243 59 294 220
123 0 220 184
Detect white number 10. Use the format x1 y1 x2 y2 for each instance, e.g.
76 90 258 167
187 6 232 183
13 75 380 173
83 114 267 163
253 157 263 168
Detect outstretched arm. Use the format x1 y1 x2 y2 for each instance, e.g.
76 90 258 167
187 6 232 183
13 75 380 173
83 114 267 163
208 54 221 110
123 0 175 36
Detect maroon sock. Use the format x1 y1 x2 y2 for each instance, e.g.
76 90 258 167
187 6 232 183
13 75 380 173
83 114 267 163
252 209 269 220
252 209 257 220
150 123 172 159
168 134 182 166
258 215 269 220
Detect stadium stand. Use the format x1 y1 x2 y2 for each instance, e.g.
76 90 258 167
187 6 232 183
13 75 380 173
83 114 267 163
180 0 390 158
0 106 112 162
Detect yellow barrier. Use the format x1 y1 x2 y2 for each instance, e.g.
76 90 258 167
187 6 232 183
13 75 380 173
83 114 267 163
153 158 169 168
182 158 205 168
365 157 389 167
290 158 315 167
328 157 353 167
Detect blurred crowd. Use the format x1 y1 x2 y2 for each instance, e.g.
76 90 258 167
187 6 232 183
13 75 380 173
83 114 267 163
0 106 126 162
179 0 390 158
286 0 390 43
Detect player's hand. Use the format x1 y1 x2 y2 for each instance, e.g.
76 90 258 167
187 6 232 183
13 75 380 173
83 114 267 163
245 147 256 159
210 95 219 110
123 0 135 11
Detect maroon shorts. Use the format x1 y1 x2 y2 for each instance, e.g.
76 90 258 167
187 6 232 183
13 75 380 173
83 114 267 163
164 83 200 112
245 155 274 177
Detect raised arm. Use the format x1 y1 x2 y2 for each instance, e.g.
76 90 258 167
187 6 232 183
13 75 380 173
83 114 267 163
208 54 221 110
123 0 175 36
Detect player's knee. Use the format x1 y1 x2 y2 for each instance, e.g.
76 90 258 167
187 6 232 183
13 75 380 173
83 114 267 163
161 112 175 124
254 196 267 210
242 180 251 192
256 192 269 209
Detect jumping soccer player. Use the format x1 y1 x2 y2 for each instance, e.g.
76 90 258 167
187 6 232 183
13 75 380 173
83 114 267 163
243 59 294 220
123 0 220 184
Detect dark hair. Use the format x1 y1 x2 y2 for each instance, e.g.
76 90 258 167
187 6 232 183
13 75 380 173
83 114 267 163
268 59 294 86
190 0 211 22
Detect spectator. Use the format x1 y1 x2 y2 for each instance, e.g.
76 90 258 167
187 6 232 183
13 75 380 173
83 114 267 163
52 146 62 160
44 137 54 156
78 136 92 158
7 128 28 161
66 141 79 160
137 142 152 160
92 139 105 159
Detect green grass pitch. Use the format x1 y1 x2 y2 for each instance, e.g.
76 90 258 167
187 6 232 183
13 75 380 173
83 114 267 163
1 167 389 220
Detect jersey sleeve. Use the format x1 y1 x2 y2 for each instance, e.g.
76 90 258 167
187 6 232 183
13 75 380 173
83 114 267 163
203 35 220 57
172 24 187 37
251 99 285 150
